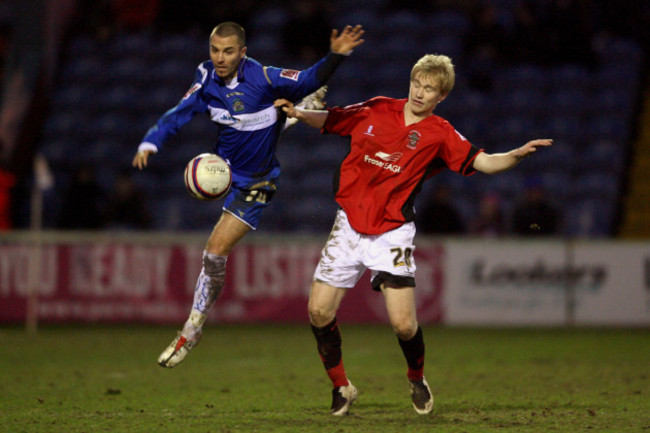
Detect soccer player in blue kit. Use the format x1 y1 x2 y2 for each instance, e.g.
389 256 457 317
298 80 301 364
132 22 365 367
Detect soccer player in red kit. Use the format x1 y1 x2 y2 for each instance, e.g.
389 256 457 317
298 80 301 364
275 54 552 415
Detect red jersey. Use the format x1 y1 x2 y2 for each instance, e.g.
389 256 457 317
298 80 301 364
323 96 482 235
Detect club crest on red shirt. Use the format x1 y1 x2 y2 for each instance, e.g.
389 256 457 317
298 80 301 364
406 130 421 149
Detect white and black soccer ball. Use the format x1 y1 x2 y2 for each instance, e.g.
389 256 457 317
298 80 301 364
184 153 232 201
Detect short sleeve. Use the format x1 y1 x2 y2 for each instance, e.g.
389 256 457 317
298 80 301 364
440 126 482 176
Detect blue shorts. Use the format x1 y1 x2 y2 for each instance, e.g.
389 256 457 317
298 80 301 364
222 166 280 230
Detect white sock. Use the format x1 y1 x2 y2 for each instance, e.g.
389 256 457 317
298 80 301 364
182 309 207 340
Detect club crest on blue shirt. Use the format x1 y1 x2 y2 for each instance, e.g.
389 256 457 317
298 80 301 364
232 99 245 112
406 130 421 149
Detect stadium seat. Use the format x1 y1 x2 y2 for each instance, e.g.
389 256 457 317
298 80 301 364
565 198 615 237
493 64 546 93
569 172 620 201
52 83 94 110
428 10 471 37
248 6 289 33
108 32 152 59
539 171 571 204
549 65 591 92
546 88 589 116
335 6 382 33
579 139 625 172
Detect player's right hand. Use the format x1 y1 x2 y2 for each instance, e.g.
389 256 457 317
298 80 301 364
274 99 296 117
132 150 153 170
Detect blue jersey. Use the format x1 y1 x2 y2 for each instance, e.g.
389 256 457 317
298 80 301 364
141 55 334 176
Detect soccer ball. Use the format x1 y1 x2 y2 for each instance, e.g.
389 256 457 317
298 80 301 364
184 153 232 201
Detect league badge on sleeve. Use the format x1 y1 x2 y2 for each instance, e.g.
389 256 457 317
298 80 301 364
182 83 202 100
280 69 300 81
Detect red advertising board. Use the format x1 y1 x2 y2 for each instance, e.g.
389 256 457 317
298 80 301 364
0 240 444 325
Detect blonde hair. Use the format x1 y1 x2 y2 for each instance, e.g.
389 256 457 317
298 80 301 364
410 54 455 95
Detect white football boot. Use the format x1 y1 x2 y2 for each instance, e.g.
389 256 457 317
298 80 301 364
408 376 434 414
330 381 358 416
157 330 202 368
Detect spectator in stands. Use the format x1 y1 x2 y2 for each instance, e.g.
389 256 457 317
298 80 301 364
57 165 106 229
470 192 505 237
512 177 560 236
417 184 465 234
105 169 152 230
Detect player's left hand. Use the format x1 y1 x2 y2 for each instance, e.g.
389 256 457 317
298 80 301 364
516 139 553 159
330 25 365 55
132 150 154 170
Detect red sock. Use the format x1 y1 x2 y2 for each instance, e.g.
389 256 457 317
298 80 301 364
312 318 349 388
324 359 349 388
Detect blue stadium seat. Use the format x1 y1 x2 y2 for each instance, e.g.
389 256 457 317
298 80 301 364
569 172 620 201
495 87 545 116
565 198 615 237
248 6 289 33
584 115 630 141
61 56 104 82
539 171 571 203
336 6 382 33
284 196 338 233
549 65 591 92
494 64 546 93
543 116 583 142
579 139 625 173
52 83 95 109
107 56 150 82
108 32 152 59
428 10 471 37
299 169 335 197
382 10 422 34
546 88 588 116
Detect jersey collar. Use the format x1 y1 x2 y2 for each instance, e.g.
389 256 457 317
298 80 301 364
212 56 249 85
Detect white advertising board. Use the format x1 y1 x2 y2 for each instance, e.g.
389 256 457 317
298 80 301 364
572 241 650 326
444 240 569 325
443 240 650 326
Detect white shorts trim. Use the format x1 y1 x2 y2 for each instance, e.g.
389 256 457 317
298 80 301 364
313 209 416 288
223 208 256 230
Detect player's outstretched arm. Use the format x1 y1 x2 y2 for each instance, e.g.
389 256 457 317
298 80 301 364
274 99 328 129
473 139 553 174
330 25 365 55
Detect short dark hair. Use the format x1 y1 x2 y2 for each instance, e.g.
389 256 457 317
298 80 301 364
211 22 246 46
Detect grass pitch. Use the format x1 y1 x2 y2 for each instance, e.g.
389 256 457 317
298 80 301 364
1 324 648 432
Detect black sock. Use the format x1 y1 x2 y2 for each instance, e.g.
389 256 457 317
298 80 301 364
398 326 425 381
